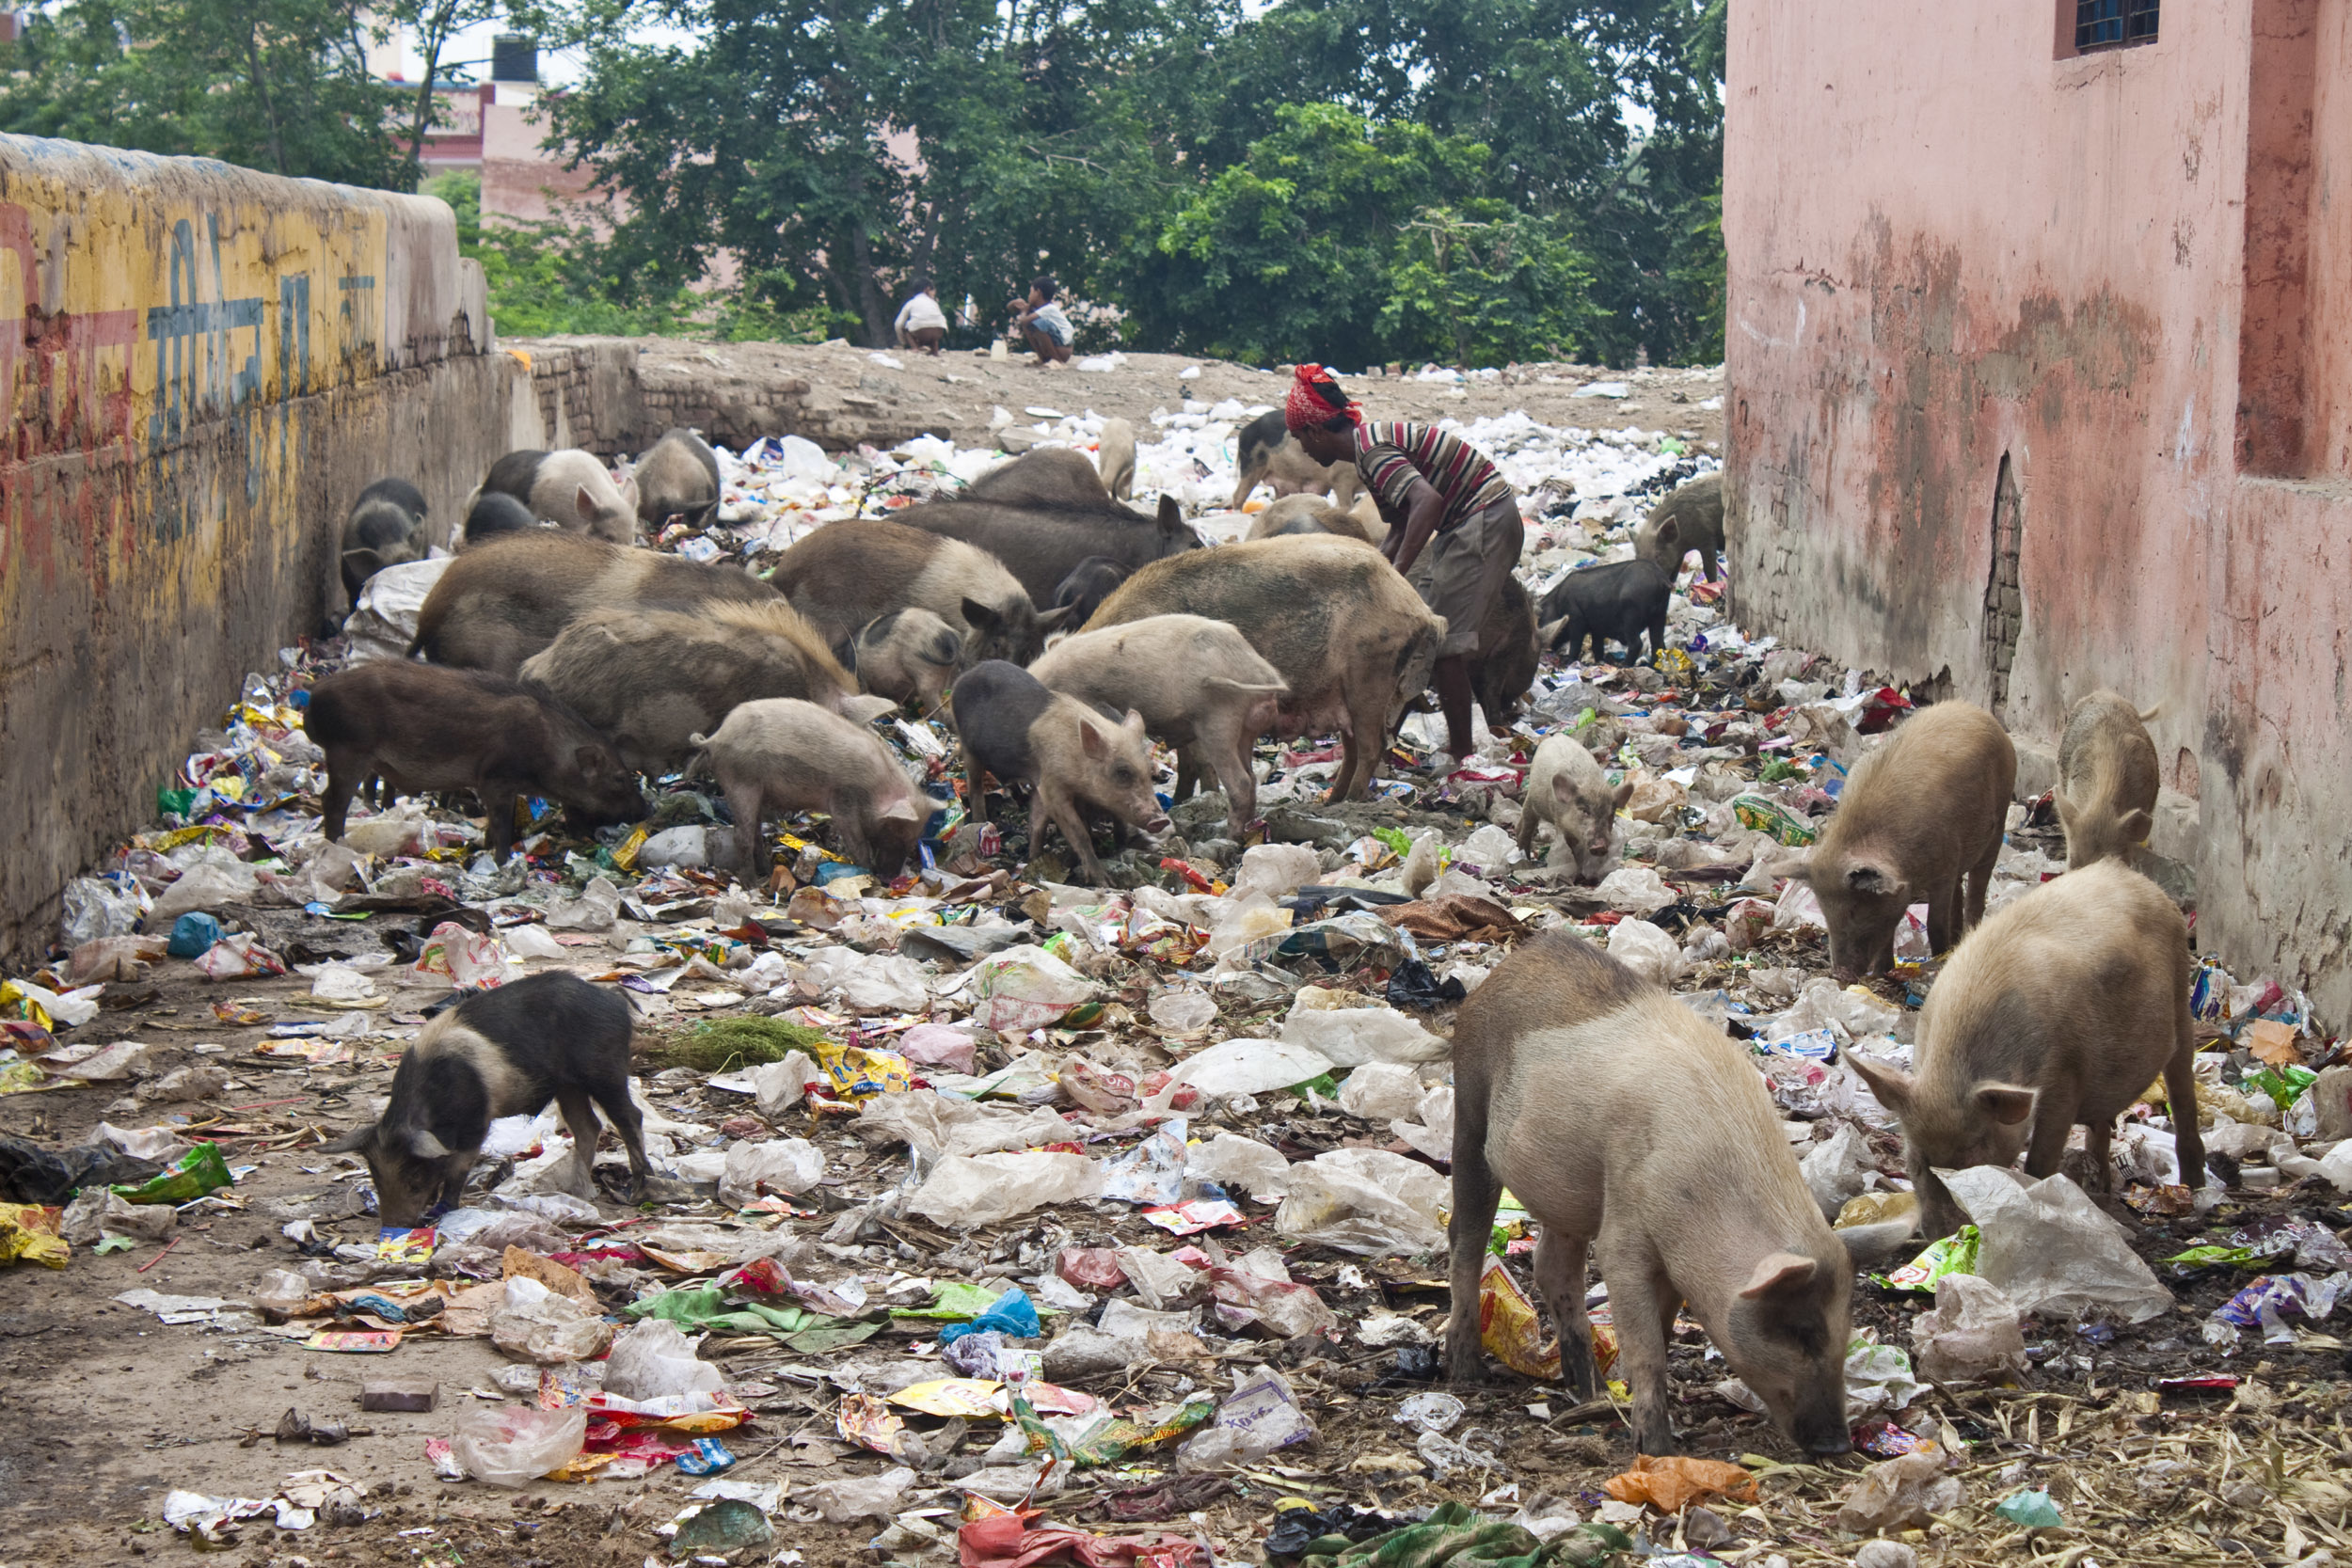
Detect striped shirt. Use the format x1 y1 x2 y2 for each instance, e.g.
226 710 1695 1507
1353 421 1513 532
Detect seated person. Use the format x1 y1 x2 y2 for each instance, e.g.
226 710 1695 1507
1007 275 1073 365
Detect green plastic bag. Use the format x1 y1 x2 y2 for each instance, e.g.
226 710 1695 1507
111 1142 230 1204
1294 1501 1630 1568
1995 1488 2063 1528
888 1279 1002 1321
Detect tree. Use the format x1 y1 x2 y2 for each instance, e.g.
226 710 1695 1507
389 0 510 175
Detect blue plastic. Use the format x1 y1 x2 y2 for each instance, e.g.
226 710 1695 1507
939 1286 1041 1344
165 911 223 958
812 860 870 886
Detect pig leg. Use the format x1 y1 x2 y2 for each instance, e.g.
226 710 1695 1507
961 742 993 828
1200 721 1260 835
585 1082 650 1201
483 785 522 863
2022 1088 2079 1180
1605 1248 1681 1453
1035 780 1110 886
1645 614 1667 662
1533 1227 1600 1399
1444 1128 1504 1385
723 780 768 882
2166 1020 2206 1190
2082 1115 2117 1194
1172 746 1202 803
322 755 362 842
1331 683 1393 802
1963 833 2000 933
553 1087 606 1199
435 1153 478 1214
1515 800 1542 860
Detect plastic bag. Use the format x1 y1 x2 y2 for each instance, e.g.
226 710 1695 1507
150 862 261 921
1184 1132 1293 1201
639 826 710 870
414 922 509 989
1476 1256 1564 1379
1273 1148 1447 1257
604 1318 727 1401
1232 844 1319 897
1176 1366 1315 1469
1603 1455 1760 1512
488 1275 615 1365
1101 1121 1188 1206
1911 1273 2028 1382
1392 1086 1455 1164
546 877 620 931
750 1053 822 1115
1772 878 1828 932
1206 1249 1335 1338
1338 1062 1426 1122
195 934 288 980
799 1465 916 1524
718 1139 825 1208
1147 1037 1335 1107
1835 1446 1961 1532
940 1286 1041 1344
1149 988 1217 1035
450 1404 586 1487
1592 867 1676 916
111 1142 231 1204
1939 1165 2173 1323
1800 1123 1877 1220
1604 918 1680 986
60 876 145 946
832 952 930 1014
501 924 568 961
898 1023 977 1072
165 912 224 958
907 1151 1103 1227
1279 1000 1447 1068
956 944 1100 1034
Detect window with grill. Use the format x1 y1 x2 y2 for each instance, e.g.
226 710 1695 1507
2074 0 2158 52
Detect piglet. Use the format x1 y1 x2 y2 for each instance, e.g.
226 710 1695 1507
321 972 649 1226
851 608 963 711
691 698 943 879
1847 858 2204 1240
950 659 1169 886
2055 689 2160 869
1537 558 1673 664
1517 734 1631 881
1798 701 2015 977
304 661 644 862
1448 932 1853 1456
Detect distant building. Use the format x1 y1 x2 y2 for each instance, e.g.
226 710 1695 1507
359 22 607 226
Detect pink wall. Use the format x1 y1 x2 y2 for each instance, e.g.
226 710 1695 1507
1725 0 2352 1020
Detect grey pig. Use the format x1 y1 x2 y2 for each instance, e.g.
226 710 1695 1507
634 426 723 531
341 478 428 600
951 659 1170 886
460 490 538 548
851 608 963 711
2055 689 2160 869
1847 858 2206 1240
766 520 1074 666
1049 557 1130 629
690 698 944 879
1229 407 1359 511
1632 471 1725 582
319 972 650 1226
481 448 641 545
1797 701 2015 978
1448 932 1853 1456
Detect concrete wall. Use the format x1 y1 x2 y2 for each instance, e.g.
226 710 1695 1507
1724 1 2352 1021
0 135 534 966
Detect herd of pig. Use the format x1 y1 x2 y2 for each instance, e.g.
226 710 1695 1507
319 422 2201 1465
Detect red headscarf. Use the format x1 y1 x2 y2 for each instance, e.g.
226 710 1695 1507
1284 363 1362 436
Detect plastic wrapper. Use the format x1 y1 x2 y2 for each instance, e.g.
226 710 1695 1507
110 1141 230 1204
450 1404 587 1487
1800 1123 1878 1220
1912 1273 2028 1383
800 1465 917 1524
1206 1248 1335 1338
1592 866 1676 915
488 1275 615 1364
1175 1366 1315 1469
1476 1255 1563 1379
1603 1455 1760 1512
1116 1245 1202 1310
546 877 620 931
1101 1121 1189 1206
1147 1037 1336 1109
2204 1272 2352 1346
898 1022 977 1072
605 1318 728 1401
1940 1165 2173 1323
1279 999 1449 1069
1273 1148 1447 1257
1731 792 1818 847
1994 1489 2064 1528
717 1138 825 1208
1843 1336 1924 1415
0 1202 68 1268
1338 1062 1425 1122
60 875 147 947
1149 988 1217 1035
1834 1444 1961 1532
1183 1132 1293 1201
956 944 1100 1033
413 922 509 989
194 933 288 980
1604 918 1680 985
1057 1246 1129 1290
1882 1227 1979 1292
907 1150 1103 1227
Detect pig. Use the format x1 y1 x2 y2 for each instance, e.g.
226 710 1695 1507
1096 418 1136 501
904 478 1202 609
1049 557 1129 628
411 530 779 676
319 972 648 1225
460 490 539 548
765 520 1073 666
1448 932 1853 1456
342 478 428 600
1846 859 2205 1241
1517 734 1632 880
1798 701 2015 978
517 598 887 774
1632 471 1725 582
1538 558 1674 663
633 426 723 531
968 446 1123 509
1230 407 1359 511
305 661 644 861
851 608 963 710
690 698 944 878
1085 534 1445 801
1027 615 1289 838
1471 578 1540 728
481 448 641 545
1246 493 1378 546
2055 690 2160 869
950 659 1170 886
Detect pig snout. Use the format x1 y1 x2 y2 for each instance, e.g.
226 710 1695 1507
1142 813 1172 835
1794 1408 1853 1457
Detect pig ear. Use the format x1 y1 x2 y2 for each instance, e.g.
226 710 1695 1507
1845 1051 1916 1117
342 546 385 578
960 598 1004 634
1122 707 1147 736
1782 848 1815 885
878 799 920 822
318 1123 377 1154
1034 602 1077 630
1739 1252 1819 1300
2120 808 2153 846
1973 1082 2039 1126
1654 517 1680 548
407 1129 453 1161
1843 858 1899 896
1551 772 1577 804
1610 779 1634 809
575 483 598 521
839 694 899 725
1156 496 1184 531
1078 717 1108 758
1537 615 1569 648
619 474 641 509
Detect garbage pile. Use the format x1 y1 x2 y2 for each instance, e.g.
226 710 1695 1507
6 401 2349 1568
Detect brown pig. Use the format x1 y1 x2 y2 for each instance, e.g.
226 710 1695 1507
1517 734 1631 880
851 608 963 711
2055 689 2160 869
1448 932 1854 1456
766 520 1073 666
689 699 945 878
305 662 644 861
951 659 1170 886
1026 614 1288 839
1846 859 2205 1240
1798 701 2015 977
517 598 891 774
1632 471 1725 582
1083 534 1445 801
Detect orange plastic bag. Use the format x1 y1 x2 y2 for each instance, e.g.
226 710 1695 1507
1603 1454 1760 1513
